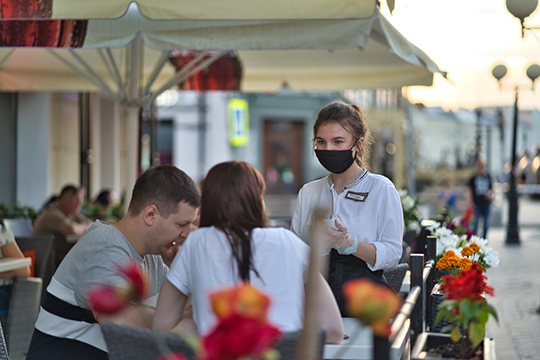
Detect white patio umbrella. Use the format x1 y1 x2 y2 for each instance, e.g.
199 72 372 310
0 0 444 204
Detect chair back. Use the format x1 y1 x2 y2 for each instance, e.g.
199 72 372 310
0 321 9 360
14 235 54 300
3 219 33 238
383 263 409 294
14 236 53 280
5 277 42 360
101 322 197 360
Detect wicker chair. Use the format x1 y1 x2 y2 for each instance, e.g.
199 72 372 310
5 277 42 360
102 323 324 360
102 323 197 360
0 321 9 360
383 263 409 294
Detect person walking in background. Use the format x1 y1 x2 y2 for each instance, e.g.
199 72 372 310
32 185 93 266
290 101 403 316
467 158 493 239
437 178 459 220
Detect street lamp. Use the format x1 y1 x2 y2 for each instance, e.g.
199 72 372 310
506 0 540 37
491 63 540 244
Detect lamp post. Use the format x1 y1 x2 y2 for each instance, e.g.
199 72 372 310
505 0 539 37
491 64 540 244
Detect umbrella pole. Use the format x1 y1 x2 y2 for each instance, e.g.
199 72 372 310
124 35 143 207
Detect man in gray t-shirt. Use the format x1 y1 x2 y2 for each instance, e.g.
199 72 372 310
27 165 201 360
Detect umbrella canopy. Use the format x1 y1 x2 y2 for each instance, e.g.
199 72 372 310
0 1 444 203
1 0 376 20
0 3 443 96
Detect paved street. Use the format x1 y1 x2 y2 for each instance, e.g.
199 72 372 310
485 197 540 360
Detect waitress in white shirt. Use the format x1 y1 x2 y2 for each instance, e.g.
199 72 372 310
291 101 403 315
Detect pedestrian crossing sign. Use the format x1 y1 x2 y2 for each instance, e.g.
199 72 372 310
228 98 249 147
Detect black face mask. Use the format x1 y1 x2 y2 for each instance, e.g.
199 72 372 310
315 143 357 174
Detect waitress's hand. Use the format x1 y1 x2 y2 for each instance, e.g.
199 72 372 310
322 218 359 255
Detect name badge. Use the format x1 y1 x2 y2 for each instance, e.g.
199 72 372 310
345 191 368 202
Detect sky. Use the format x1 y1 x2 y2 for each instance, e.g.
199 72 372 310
380 0 540 111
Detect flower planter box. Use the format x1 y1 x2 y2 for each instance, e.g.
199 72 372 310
428 290 452 333
411 333 496 360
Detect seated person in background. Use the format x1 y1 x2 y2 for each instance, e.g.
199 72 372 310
0 226 31 317
26 165 201 360
82 188 119 222
32 185 93 265
154 161 344 344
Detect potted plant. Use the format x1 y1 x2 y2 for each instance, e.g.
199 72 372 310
412 263 498 359
0 201 38 223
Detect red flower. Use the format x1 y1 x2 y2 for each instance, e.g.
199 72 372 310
440 263 494 301
87 285 126 314
117 261 150 302
87 261 150 315
200 314 282 360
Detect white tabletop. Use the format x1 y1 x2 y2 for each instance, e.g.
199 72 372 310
324 318 373 359
0 257 31 273
323 316 411 360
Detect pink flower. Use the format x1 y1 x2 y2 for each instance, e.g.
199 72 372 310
87 285 126 314
87 261 150 315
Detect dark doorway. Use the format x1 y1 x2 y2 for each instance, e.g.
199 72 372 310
263 120 304 195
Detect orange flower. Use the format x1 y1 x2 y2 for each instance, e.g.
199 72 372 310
342 278 402 337
469 243 480 253
445 250 457 258
461 246 473 257
209 283 271 323
436 258 450 270
459 258 472 270
446 256 460 268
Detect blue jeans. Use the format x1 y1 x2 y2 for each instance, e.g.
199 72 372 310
473 204 491 239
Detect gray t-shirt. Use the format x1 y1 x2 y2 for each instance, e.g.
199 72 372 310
34 220 168 351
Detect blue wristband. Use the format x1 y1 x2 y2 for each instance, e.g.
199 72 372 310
338 237 359 255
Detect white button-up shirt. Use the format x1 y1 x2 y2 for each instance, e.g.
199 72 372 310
291 171 403 271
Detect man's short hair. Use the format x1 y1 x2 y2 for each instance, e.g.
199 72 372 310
128 165 201 218
60 185 83 197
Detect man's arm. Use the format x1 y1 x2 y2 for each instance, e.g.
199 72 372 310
96 304 155 328
58 219 91 237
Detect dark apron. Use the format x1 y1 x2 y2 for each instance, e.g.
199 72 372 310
327 249 388 316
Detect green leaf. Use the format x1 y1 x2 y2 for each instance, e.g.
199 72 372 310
478 308 489 325
469 322 485 348
487 305 499 323
459 299 474 319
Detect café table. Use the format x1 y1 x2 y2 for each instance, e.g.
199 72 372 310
323 315 411 360
0 257 32 273
324 318 373 359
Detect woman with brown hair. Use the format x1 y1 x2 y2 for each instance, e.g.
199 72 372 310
154 161 343 343
291 101 403 316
